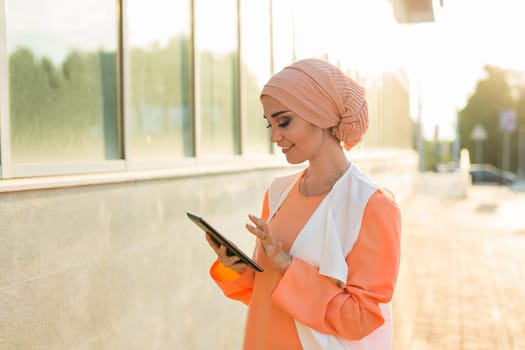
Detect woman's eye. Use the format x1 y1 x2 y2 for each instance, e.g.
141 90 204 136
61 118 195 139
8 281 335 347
278 120 290 128
265 118 290 128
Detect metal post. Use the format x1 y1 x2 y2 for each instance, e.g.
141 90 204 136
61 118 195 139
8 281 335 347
475 140 482 164
501 131 511 184
417 91 425 171
453 110 460 169
517 126 525 180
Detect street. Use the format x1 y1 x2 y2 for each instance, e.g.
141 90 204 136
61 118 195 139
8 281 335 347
393 183 525 350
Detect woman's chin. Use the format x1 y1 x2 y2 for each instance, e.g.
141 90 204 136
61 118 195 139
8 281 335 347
285 155 305 165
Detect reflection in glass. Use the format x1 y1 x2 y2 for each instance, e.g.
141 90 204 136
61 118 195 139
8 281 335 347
382 72 413 149
241 0 272 154
7 0 119 162
195 0 239 155
127 0 192 159
270 0 296 72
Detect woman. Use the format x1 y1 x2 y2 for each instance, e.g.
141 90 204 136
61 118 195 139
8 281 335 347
206 58 401 349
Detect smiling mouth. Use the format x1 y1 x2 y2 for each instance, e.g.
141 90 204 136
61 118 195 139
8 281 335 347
281 146 293 154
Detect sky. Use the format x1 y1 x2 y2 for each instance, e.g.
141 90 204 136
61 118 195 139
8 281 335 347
402 0 525 139
293 0 525 140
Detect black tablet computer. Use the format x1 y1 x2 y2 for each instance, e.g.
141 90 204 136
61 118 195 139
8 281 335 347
186 212 263 272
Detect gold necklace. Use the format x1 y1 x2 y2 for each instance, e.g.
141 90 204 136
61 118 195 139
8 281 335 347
301 173 334 196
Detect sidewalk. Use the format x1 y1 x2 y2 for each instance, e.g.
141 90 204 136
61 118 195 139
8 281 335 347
393 183 525 349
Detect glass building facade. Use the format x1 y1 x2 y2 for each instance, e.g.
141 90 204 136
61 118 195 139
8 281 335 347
0 2 417 349
0 0 413 180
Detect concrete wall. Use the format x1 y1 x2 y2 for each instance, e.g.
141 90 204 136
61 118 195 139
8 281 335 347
0 151 418 350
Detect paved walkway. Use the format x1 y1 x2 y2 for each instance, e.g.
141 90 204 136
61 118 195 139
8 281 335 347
393 183 525 350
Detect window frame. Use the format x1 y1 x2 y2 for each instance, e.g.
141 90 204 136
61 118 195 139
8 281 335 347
0 0 278 182
0 0 11 178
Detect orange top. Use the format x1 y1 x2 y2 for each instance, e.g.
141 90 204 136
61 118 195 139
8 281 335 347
210 173 401 349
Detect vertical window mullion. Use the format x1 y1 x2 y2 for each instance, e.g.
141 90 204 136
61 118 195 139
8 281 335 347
191 0 201 158
189 0 198 158
116 0 125 161
237 0 244 155
0 0 12 178
120 0 131 164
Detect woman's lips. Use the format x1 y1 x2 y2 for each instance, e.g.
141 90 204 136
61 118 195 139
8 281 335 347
281 146 292 154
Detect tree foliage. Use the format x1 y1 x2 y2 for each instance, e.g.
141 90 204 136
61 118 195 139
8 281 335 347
9 47 118 161
458 65 525 171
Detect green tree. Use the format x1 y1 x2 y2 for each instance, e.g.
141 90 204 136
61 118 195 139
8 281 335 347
458 65 514 168
9 47 117 161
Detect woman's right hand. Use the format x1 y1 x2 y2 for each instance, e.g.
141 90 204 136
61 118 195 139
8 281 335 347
205 233 248 274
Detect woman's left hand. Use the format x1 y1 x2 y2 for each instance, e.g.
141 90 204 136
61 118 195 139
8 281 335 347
246 214 291 273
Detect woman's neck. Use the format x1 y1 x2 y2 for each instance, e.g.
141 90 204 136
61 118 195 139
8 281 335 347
301 148 350 196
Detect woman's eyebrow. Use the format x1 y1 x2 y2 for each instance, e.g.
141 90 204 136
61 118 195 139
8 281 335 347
271 110 289 118
262 110 289 119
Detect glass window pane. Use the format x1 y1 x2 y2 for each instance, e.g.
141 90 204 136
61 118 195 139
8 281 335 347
127 0 192 159
195 0 239 156
241 0 272 154
6 0 119 162
270 0 295 71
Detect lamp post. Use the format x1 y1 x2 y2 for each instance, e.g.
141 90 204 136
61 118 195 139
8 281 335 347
517 125 525 180
499 110 516 179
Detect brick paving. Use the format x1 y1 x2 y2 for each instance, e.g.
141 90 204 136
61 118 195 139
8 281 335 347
393 183 525 350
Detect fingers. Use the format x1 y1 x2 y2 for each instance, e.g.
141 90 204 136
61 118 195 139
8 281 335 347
245 214 292 273
206 233 227 257
206 234 245 268
246 214 270 241
247 214 283 253
220 251 241 265
205 233 220 253
245 223 263 240
218 252 247 273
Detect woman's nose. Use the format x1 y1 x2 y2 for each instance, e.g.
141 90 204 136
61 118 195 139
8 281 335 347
270 127 283 143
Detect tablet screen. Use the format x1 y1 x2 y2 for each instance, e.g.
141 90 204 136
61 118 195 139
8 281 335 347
186 212 264 272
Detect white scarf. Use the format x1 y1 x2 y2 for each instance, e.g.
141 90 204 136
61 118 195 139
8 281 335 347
267 163 393 350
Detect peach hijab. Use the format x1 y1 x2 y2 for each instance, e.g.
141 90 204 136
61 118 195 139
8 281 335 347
261 58 369 150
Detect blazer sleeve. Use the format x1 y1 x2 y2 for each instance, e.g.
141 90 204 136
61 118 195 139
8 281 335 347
209 191 271 305
210 261 255 305
270 190 402 340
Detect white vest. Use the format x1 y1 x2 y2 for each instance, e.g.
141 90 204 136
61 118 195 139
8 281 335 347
267 163 393 350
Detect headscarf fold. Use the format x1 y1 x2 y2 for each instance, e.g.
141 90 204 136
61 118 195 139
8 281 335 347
261 58 368 150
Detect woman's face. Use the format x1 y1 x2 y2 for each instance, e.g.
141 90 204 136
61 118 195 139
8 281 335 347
262 95 327 164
